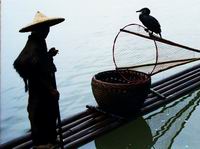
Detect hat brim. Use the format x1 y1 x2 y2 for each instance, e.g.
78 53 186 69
19 18 65 33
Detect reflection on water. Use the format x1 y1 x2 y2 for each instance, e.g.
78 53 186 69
95 117 153 149
146 89 200 148
91 89 200 149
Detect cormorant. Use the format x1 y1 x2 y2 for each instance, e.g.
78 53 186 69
136 8 162 38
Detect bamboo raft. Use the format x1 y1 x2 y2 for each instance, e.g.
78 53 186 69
1 63 200 149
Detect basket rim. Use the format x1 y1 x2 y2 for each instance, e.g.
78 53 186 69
92 69 151 86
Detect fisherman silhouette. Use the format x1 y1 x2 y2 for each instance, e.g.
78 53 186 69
13 11 65 148
136 8 162 38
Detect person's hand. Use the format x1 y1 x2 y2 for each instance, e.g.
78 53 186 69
50 89 60 100
49 47 59 57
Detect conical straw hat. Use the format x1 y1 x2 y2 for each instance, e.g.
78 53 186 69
19 11 65 33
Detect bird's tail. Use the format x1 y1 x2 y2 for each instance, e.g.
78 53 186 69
159 33 162 38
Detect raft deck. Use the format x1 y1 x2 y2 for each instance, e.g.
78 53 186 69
0 63 200 149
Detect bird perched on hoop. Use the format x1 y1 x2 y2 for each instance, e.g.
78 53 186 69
136 8 162 38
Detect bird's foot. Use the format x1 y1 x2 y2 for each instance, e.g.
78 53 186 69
144 28 149 33
149 32 154 38
144 28 154 36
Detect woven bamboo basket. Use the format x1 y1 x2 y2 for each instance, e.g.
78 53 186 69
91 69 151 115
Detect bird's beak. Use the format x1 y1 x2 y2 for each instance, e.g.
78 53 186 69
136 10 141 13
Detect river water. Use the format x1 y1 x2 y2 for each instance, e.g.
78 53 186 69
1 0 200 147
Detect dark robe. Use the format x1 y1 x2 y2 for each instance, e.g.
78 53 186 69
14 34 58 145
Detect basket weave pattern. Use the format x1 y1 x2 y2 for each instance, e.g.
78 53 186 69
91 70 151 114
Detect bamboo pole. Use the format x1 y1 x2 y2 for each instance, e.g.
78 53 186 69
62 115 107 139
0 133 31 149
141 81 200 115
116 58 200 72
120 29 200 53
64 118 121 149
86 105 126 121
153 68 200 90
61 109 93 126
151 63 200 87
63 118 116 145
144 73 200 106
61 112 100 133
148 66 200 98
156 72 200 93
13 140 32 149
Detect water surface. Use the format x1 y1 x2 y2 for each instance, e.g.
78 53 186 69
1 0 200 146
